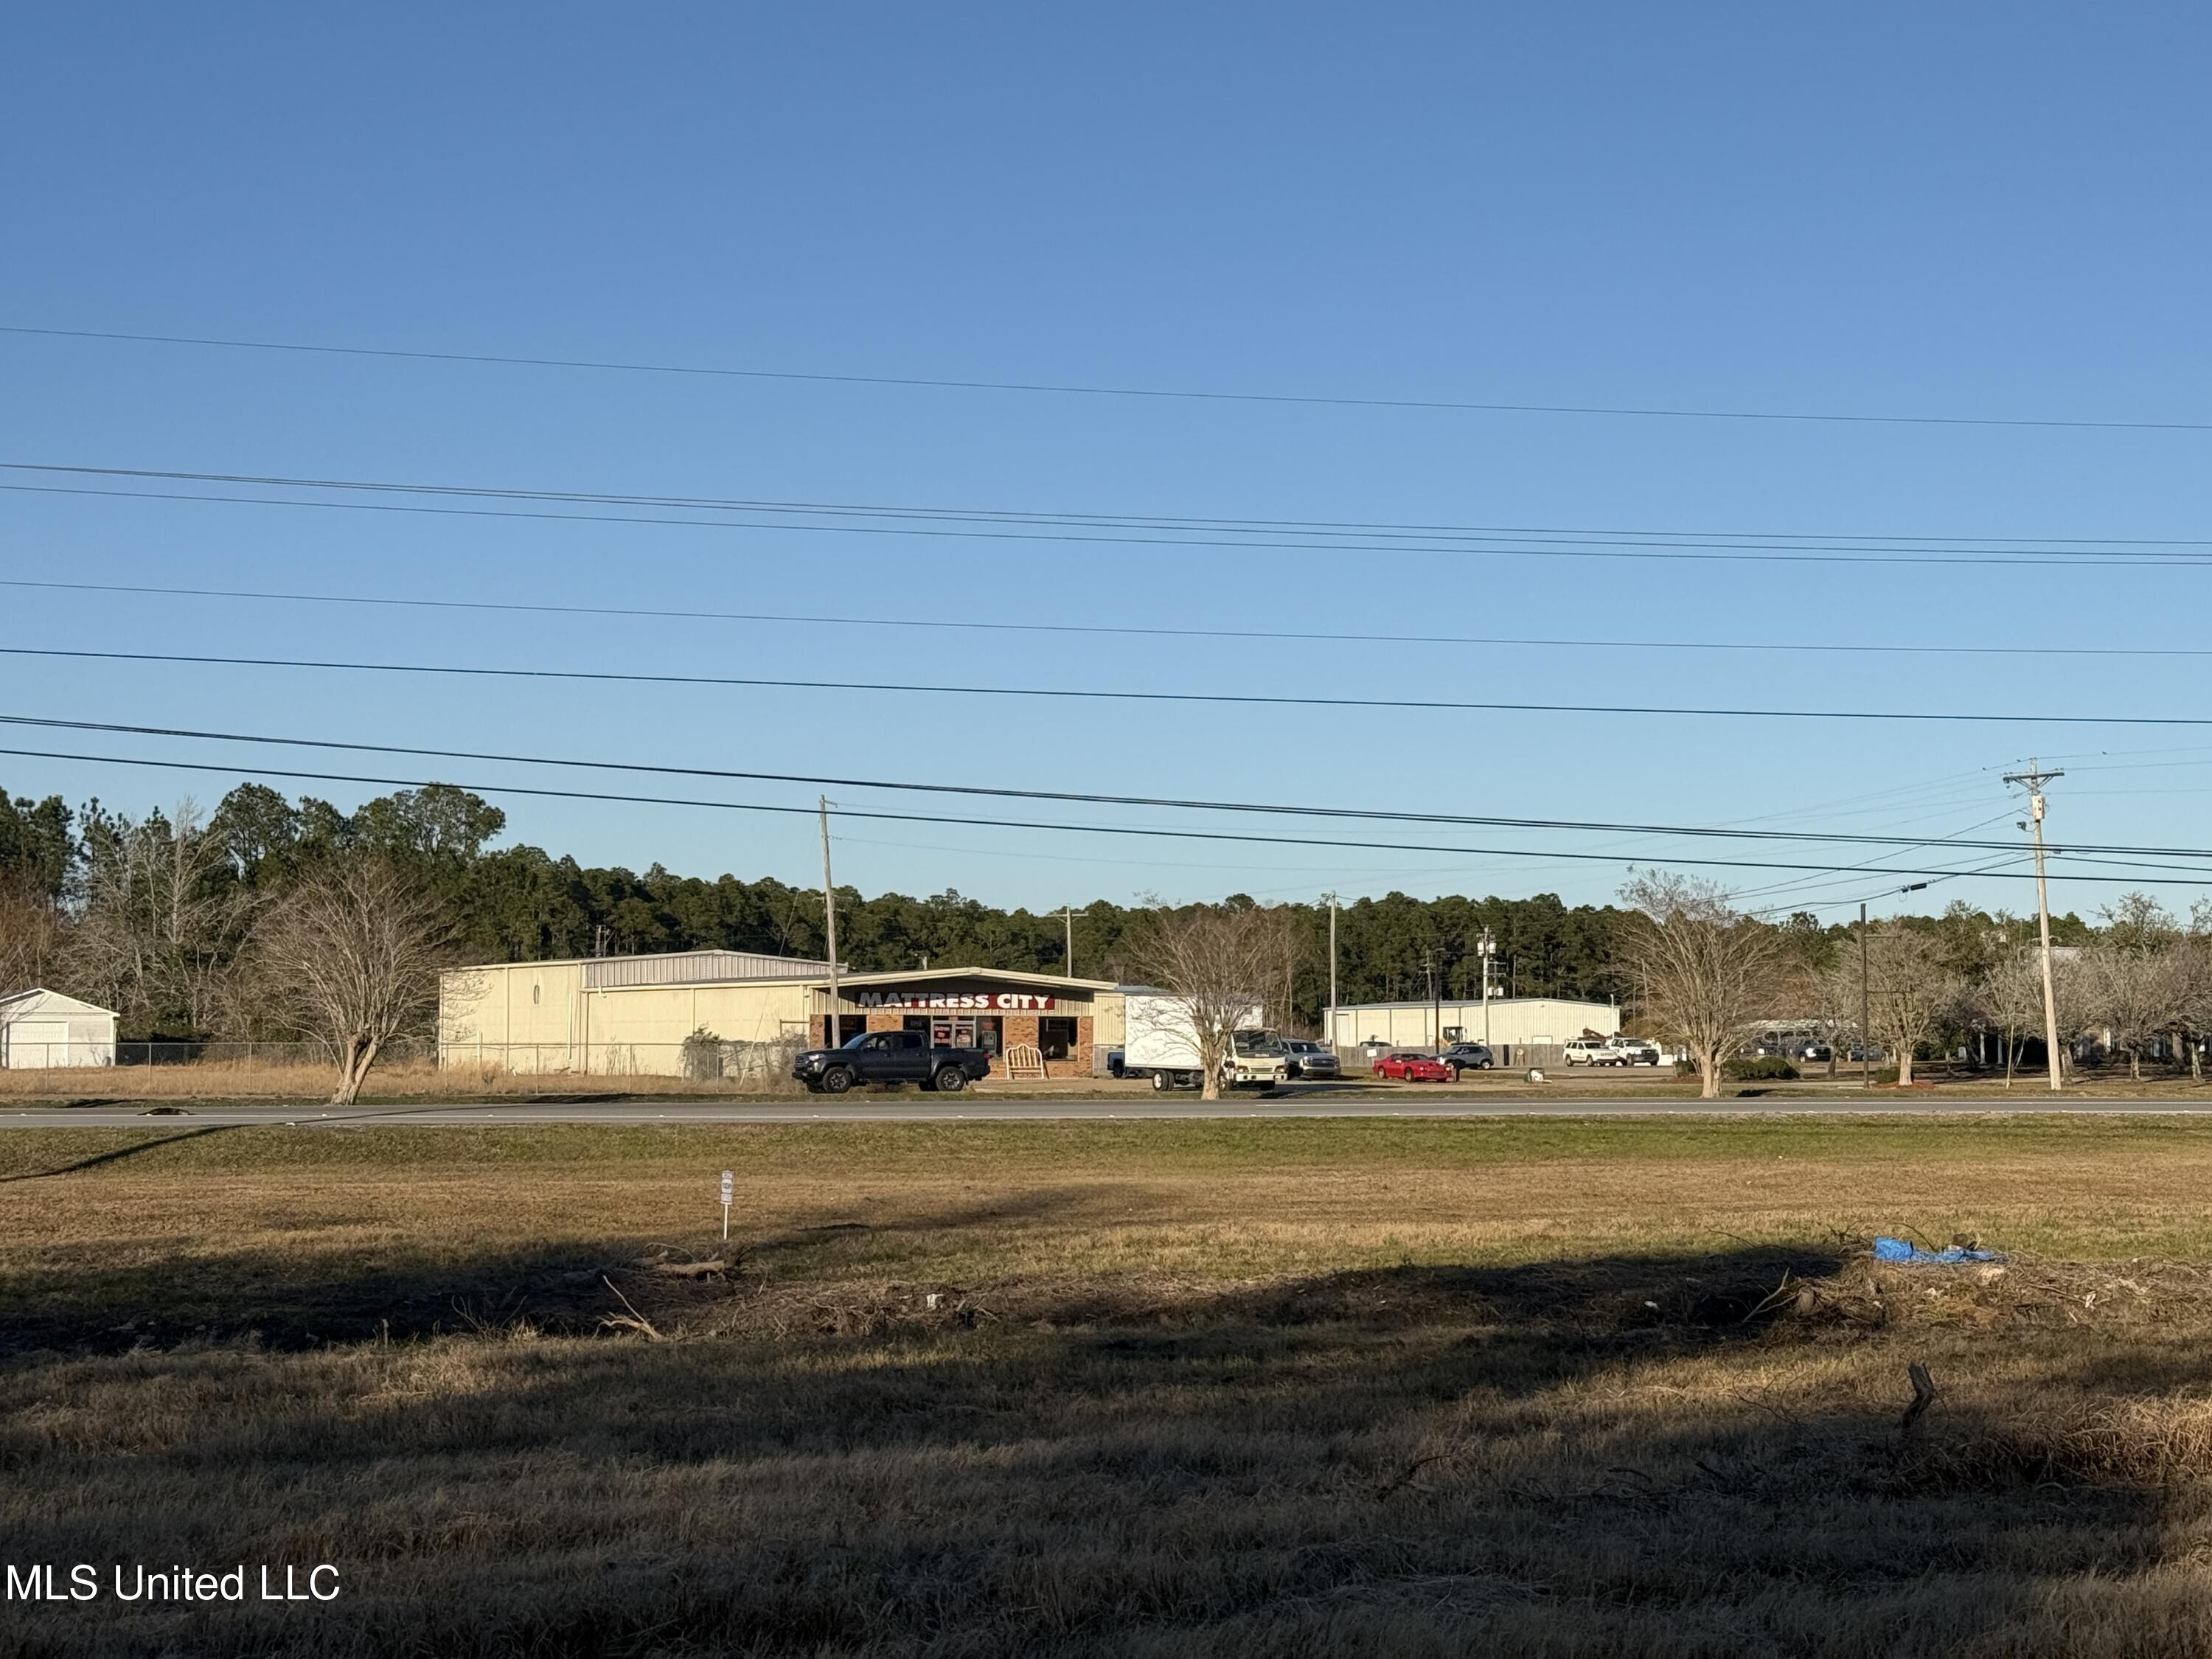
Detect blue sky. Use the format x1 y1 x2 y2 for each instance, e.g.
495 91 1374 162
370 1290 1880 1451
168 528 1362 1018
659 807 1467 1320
2 4 2208 922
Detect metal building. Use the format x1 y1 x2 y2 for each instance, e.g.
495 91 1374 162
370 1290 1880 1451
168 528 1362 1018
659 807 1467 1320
439 950 1123 1079
1324 995 1620 1056
0 988 119 1068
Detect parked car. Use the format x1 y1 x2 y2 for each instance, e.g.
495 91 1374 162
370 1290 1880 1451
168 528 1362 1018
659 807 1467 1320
1604 1037 1663 1066
1281 1039 1340 1079
1795 1041 1833 1063
1562 1038 1624 1066
1846 1043 1884 1062
793 1030 992 1094
1373 1050 1452 1082
1439 1043 1495 1076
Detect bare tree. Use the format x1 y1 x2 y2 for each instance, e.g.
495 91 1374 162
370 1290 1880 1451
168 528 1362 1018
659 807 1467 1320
1615 873 1783 1099
1799 949 1858 1082
2079 947 2191 1081
1825 925 1964 1086
1976 946 2053 1088
1124 901 1290 1101
248 858 451 1104
0 883 65 996
2070 893 2195 1081
69 798 254 1034
2175 927 2212 1082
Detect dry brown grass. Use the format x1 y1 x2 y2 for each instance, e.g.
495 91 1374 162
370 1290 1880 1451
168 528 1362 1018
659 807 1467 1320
0 1059 810 1100
12 1117 2212 1655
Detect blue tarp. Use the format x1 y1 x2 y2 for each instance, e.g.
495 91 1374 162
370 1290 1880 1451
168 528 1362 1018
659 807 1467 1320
1872 1236 2003 1265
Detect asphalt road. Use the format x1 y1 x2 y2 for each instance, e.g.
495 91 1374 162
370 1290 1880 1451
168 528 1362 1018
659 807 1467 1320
6 1096 2212 1127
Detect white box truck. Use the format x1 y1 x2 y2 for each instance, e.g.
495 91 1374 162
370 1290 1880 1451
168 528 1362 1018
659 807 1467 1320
1121 990 1289 1091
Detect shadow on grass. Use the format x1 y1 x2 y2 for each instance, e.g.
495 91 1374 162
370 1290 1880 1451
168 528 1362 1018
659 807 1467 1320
0 1124 241 1183
4 1236 2177 1657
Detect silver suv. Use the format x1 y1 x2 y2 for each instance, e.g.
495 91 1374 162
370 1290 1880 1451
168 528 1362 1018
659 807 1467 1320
1604 1037 1663 1066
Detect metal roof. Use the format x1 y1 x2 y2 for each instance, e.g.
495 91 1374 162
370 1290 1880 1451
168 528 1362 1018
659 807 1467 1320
819 966 1120 991
1325 995 1615 1012
582 950 839 990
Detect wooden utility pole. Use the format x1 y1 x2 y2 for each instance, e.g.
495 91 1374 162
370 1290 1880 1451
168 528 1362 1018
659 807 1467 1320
1057 906 1076 976
1858 902 1871 1091
2003 761 2066 1092
1323 891 1339 1047
1478 926 1495 1048
818 796 841 1049
1423 946 1442 1051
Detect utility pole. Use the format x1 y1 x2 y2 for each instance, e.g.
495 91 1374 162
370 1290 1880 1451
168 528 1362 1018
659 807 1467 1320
1859 902 1871 1091
1423 947 1442 1051
1057 907 1076 977
2003 760 2067 1093
818 796 841 1050
1477 927 1495 1048
1323 892 1339 1048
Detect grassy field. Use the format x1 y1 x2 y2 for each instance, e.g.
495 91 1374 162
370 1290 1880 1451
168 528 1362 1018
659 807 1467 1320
11 1116 2212 1655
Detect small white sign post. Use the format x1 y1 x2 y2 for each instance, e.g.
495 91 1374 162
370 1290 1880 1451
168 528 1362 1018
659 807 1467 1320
719 1169 734 1241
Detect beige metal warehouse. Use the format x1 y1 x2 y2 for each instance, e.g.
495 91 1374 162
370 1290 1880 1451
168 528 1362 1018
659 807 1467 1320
1324 996 1619 1057
440 950 1124 1080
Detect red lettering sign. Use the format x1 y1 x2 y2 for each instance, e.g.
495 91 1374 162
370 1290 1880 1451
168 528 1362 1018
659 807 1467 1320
854 990 1058 1010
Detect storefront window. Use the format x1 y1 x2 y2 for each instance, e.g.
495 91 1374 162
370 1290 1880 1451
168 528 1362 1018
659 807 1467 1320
1039 1017 1077 1060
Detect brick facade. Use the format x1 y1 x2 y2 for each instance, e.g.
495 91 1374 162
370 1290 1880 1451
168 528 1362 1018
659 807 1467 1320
825 978 1107 1081
854 1006 1094 1079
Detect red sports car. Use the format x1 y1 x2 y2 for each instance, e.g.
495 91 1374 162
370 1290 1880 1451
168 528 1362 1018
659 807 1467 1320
1372 1051 1452 1082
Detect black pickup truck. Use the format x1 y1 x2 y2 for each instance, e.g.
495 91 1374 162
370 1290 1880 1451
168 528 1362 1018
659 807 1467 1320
793 1030 993 1094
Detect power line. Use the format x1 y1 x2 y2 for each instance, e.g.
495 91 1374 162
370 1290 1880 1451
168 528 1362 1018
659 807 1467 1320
9 573 2212 661
4 740 2204 886
15 641 2212 731
1747 855 2031 919
1754 859 2028 921
10 469 2212 569
8 321 2212 435
1731 812 2025 906
15 461 2212 549
13 709 2211 860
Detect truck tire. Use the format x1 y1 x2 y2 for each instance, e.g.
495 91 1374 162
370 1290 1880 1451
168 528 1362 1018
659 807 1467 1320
1151 1071 1170 1091
933 1065 967 1093
821 1066 855 1094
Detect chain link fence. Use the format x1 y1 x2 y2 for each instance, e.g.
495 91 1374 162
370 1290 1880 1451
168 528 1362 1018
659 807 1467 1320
0 1038 439 1070
0 1037 799 1077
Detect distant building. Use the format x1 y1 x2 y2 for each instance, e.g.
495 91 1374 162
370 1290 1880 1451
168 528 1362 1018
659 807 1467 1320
0 989 118 1068
1324 996 1619 1054
439 949 1124 1079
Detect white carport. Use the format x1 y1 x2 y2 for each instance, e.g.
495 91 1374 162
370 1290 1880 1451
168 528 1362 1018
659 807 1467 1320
0 989 119 1068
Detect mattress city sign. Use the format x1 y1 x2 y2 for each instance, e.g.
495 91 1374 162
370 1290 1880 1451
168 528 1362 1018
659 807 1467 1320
854 989 1059 1010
